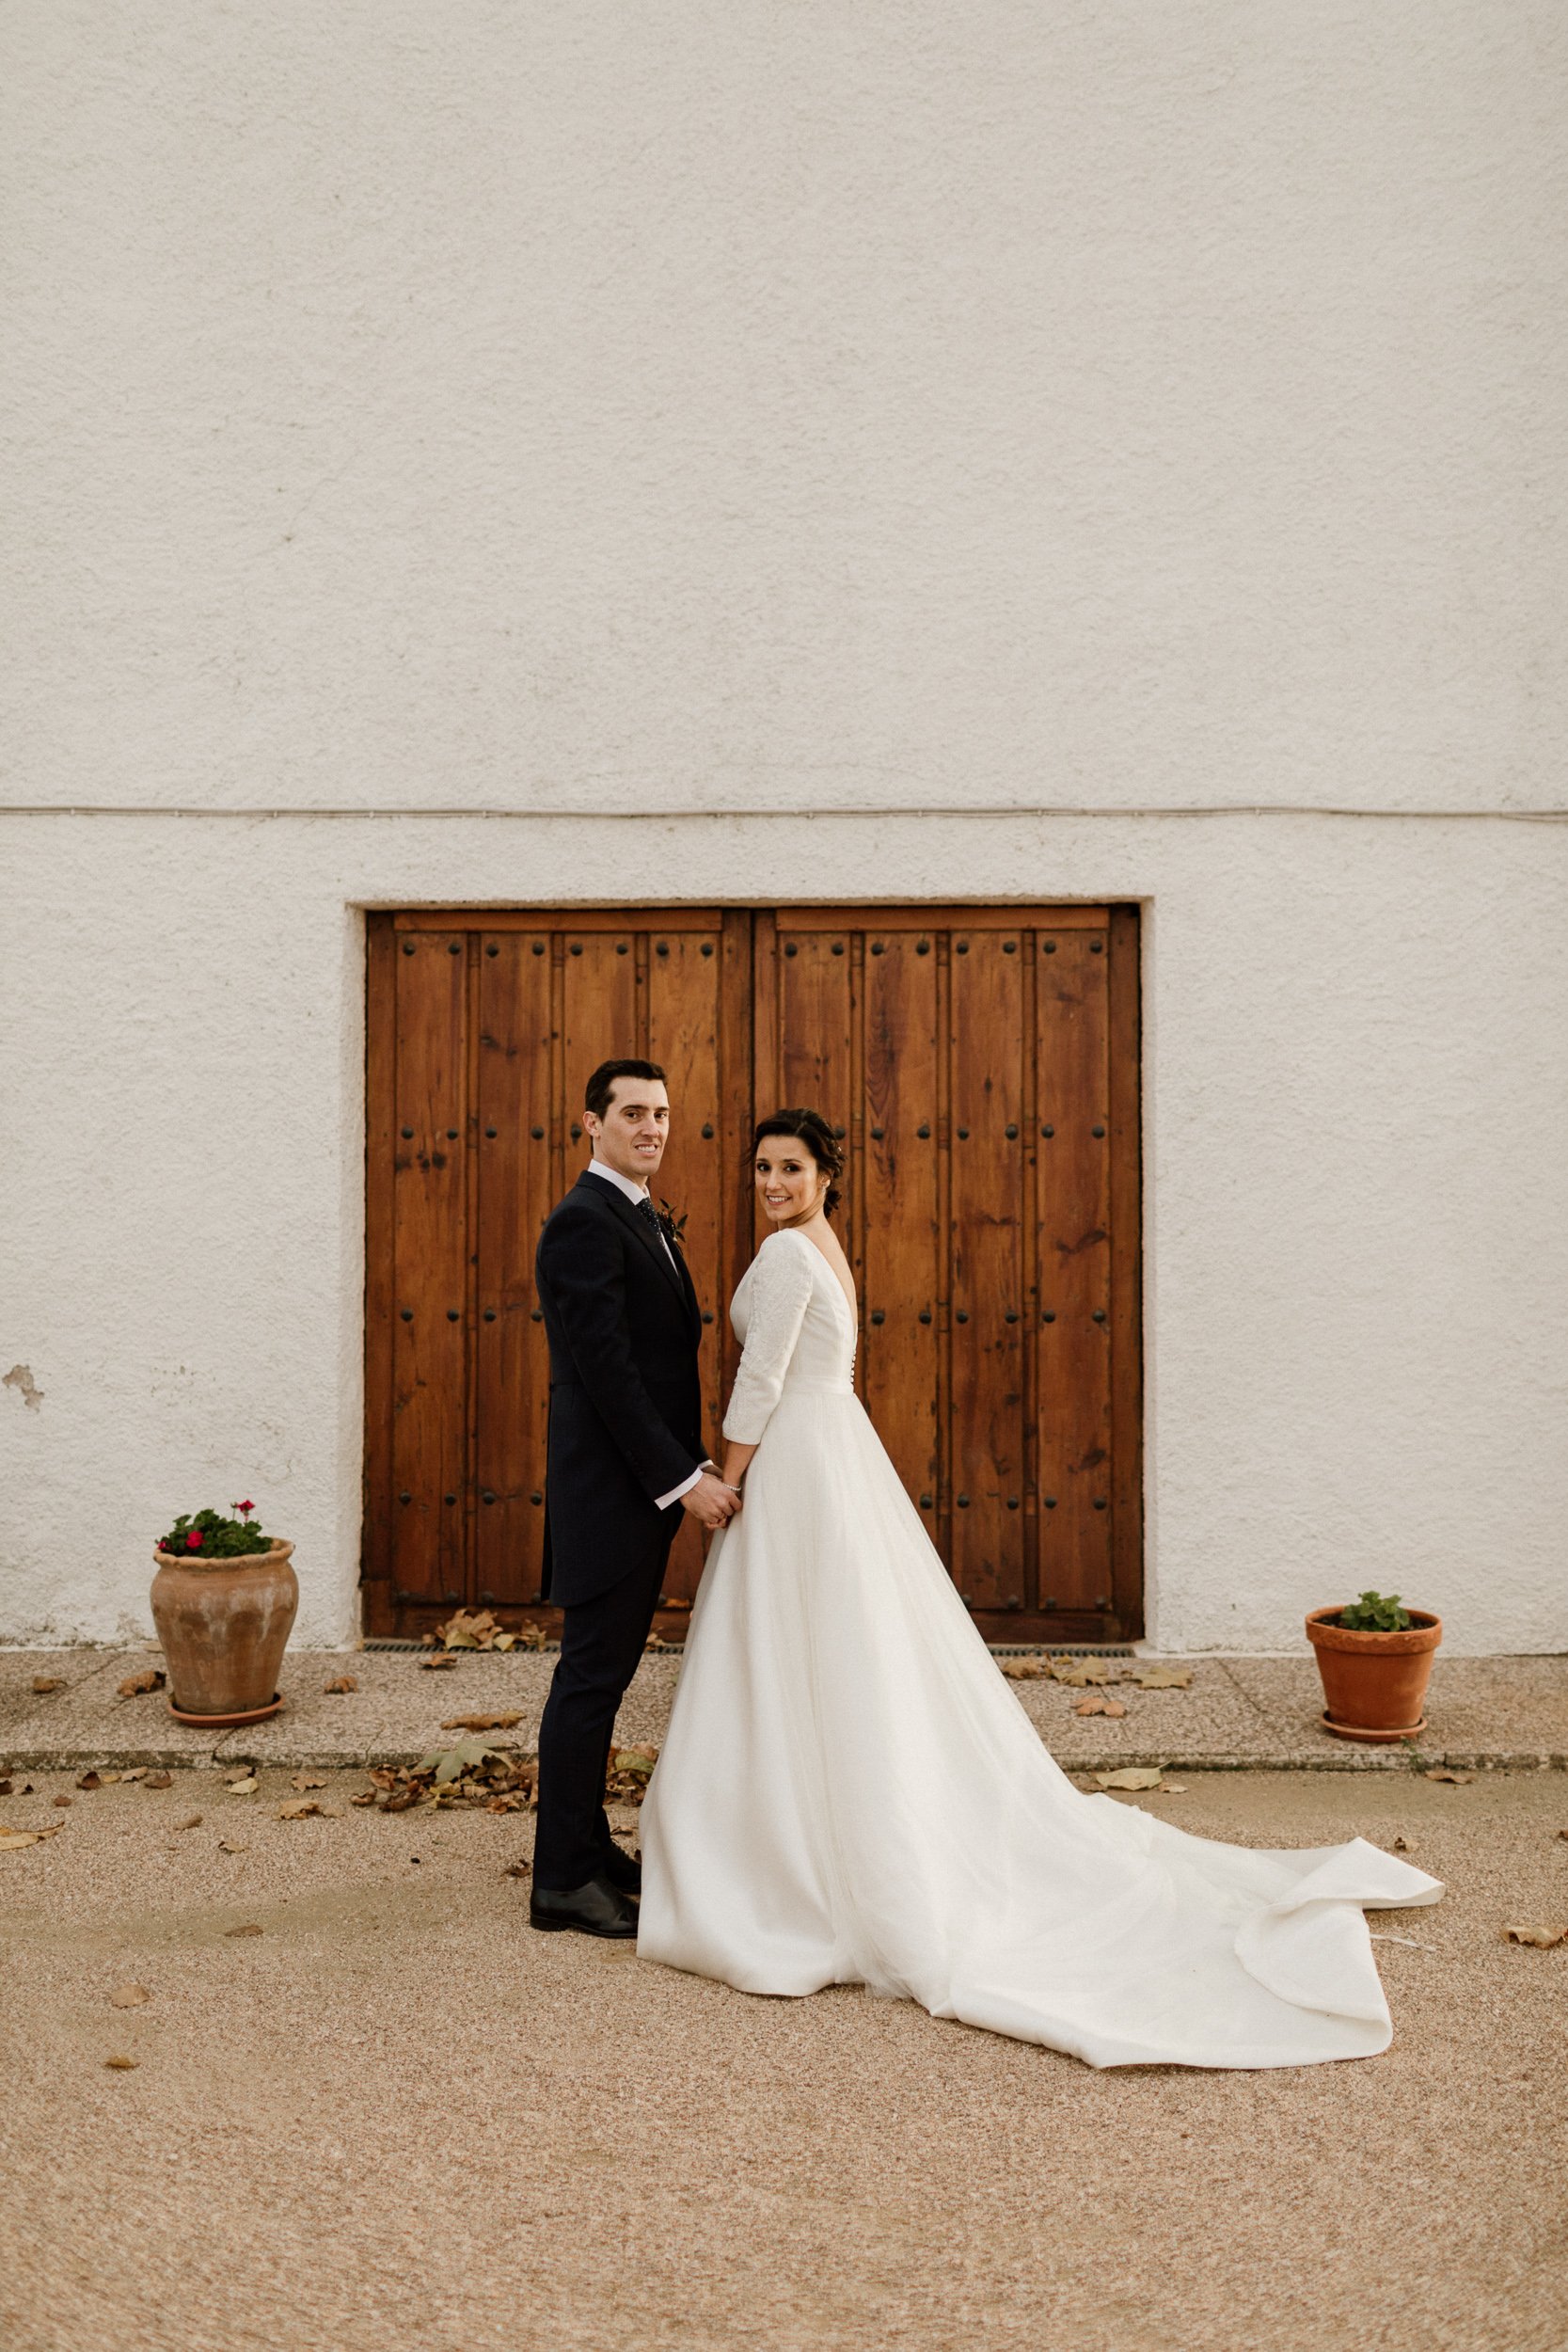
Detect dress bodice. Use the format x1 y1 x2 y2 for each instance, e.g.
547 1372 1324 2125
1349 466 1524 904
721 1230 857 1443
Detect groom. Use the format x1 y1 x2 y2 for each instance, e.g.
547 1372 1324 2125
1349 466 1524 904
529 1057 738 1938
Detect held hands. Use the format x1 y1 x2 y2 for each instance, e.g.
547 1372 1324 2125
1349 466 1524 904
681 1470 742 1531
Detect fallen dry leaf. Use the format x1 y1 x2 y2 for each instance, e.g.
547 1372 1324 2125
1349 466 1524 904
1557 1830 1568 1843
290 1773 326 1792
224 1922 263 1938
323 1675 358 1694
0 1829 40 1852
999 1658 1051 1680
504 1860 532 1879
1126 1665 1195 1690
441 1713 523 1733
0 1779 11 1798
217 1838 246 1853
173 1813 203 1831
30 1675 63 1694
118 1667 166 1698
420 1652 457 1672
1074 1692 1128 1718
359 1742 540 1815
1093 1767 1167 1791
1392 1836 1418 1853
1052 1658 1118 1688
277 1798 341 1820
144 1772 173 1790
1424 1769 1477 1785
606 1745 658 1798
119 1768 147 1783
109 1984 150 2009
52 1794 72 1808
75 1771 103 1791
434 1608 503 1651
1502 1924 1566 1949
103 2055 138 2070
224 1777 260 1797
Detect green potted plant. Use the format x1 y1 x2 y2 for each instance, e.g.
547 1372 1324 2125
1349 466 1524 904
150 1502 297 1726
1305 1589 1442 1744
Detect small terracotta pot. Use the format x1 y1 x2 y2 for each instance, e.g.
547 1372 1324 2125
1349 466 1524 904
1306 1605 1442 1743
150 1542 298 1723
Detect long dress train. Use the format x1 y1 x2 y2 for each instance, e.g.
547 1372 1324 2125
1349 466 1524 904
637 1228 1441 2070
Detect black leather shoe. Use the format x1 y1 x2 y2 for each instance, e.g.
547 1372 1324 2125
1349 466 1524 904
599 1842 641 1897
529 1872 639 1939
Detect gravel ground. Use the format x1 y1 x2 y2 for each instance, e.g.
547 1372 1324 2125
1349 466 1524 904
1 1766 1564 2352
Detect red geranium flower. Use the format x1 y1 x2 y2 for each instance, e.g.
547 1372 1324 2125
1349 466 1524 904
185 1530 204 1550
237 1500 254 1518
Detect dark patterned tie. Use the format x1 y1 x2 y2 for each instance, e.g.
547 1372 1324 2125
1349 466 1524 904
635 1197 673 1264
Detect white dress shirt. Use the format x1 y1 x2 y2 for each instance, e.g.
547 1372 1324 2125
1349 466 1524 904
583 1158 706 1512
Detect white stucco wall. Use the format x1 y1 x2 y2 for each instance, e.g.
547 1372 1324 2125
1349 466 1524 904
2 809 1565 1654
3 8 1565 1649
4 3 1564 824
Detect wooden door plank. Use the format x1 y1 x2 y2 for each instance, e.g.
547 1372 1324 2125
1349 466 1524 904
648 929 724 1605
751 912 781 1239
947 926 1027 1612
775 928 855 1247
562 930 639 1150
362 915 398 1632
1035 923 1114 1618
390 932 469 1608
861 928 942 1534
718 908 756 1404
1106 904 1145 1637
475 932 555 1607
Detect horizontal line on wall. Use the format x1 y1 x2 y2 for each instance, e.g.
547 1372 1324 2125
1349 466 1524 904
3 803 1564 823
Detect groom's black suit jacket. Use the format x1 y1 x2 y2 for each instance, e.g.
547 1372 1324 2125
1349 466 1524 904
534 1168 705 1608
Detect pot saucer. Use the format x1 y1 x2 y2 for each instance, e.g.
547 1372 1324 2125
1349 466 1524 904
1320 1709 1425 1745
167 1692 284 1729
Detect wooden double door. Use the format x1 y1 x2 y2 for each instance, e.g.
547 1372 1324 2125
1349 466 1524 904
364 904 1142 1644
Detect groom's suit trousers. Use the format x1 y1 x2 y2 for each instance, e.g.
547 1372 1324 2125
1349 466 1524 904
531 1168 705 1891
532 1543 673 1888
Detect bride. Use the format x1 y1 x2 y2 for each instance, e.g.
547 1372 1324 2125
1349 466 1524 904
636 1107 1443 2069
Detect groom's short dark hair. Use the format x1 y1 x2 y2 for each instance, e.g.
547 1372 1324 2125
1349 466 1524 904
585 1057 668 1119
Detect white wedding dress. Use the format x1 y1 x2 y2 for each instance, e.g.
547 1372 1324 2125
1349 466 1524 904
637 1228 1442 2069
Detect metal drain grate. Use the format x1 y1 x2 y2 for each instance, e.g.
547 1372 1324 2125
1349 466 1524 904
359 1636 564 1653
988 1644 1134 1659
361 1636 1132 1659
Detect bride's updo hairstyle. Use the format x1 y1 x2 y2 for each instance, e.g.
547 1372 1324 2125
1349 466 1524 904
751 1107 845 1217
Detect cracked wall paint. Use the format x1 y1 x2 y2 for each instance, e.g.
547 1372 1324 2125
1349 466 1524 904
4 1367 44 1412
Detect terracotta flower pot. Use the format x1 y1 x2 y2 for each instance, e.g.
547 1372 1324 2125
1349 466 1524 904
1306 1605 1442 1744
150 1542 298 1725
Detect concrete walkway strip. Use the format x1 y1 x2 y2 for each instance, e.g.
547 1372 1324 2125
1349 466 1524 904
2 1647 1564 1776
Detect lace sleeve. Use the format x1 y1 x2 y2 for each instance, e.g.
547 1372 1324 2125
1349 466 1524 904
721 1233 816 1444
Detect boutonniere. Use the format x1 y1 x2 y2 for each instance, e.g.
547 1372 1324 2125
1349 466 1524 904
657 1200 689 1250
